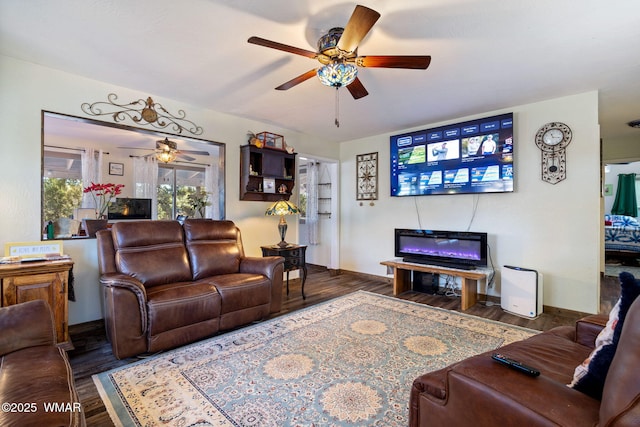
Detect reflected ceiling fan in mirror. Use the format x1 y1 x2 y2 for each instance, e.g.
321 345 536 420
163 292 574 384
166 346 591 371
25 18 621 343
248 4 431 127
119 137 210 164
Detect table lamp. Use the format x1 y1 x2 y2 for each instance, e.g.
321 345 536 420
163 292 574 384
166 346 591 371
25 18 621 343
265 199 300 248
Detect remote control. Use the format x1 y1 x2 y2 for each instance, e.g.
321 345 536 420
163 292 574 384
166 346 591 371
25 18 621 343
491 353 540 377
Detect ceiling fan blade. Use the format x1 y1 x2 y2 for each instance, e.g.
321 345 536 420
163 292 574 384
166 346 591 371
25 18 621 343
248 36 318 59
118 146 153 151
179 149 210 156
337 5 381 53
177 153 196 162
275 69 318 90
356 55 432 69
347 77 369 99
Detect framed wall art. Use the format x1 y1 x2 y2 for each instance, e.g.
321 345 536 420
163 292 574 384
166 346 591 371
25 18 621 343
109 162 124 176
356 152 378 201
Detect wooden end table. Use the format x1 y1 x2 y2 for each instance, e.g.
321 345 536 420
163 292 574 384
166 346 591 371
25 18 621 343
261 244 307 299
0 258 74 349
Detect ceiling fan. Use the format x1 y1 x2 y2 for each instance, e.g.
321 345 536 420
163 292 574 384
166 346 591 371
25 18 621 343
119 138 210 163
248 5 431 101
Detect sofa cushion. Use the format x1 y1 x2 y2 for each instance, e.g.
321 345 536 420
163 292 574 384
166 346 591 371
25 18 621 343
184 219 243 279
0 346 83 427
0 300 55 356
569 272 640 399
146 281 221 335
112 221 192 287
210 273 271 314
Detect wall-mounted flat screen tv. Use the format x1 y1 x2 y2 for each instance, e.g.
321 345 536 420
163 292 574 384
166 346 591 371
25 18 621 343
390 112 514 196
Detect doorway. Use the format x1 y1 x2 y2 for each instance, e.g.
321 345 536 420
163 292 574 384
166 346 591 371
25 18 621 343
297 156 339 270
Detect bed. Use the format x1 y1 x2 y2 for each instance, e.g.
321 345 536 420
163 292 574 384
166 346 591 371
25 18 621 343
604 215 640 261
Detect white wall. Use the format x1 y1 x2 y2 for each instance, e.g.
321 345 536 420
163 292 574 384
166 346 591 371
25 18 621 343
339 92 601 314
0 55 334 324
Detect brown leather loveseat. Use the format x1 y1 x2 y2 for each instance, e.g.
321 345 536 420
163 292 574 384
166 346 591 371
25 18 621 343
0 299 85 427
97 219 284 359
410 296 640 426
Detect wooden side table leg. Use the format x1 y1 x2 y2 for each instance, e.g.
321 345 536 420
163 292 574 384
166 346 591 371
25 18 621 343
300 266 307 300
461 278 478 310
286 271 290 295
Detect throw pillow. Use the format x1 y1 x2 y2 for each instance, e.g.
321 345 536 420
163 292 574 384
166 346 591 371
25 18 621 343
568 272 640 399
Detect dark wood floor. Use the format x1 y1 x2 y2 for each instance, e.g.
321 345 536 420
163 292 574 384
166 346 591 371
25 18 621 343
68 265 620 426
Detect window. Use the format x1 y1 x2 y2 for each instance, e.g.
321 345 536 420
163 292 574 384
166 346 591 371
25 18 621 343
298 164 308 220
42 149 83 223
157 164 207 219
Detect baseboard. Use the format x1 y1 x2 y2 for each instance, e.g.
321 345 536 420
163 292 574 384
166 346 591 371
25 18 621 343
69 318 104 335
338 267 590 318
335 267 393 284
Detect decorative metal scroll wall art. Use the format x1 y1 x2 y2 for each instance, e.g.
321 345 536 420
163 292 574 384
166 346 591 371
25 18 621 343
81 93 204 135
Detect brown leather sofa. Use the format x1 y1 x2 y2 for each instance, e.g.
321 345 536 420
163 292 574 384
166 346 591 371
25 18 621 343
0 299 85 427
97 219 285 359
410 297 640 426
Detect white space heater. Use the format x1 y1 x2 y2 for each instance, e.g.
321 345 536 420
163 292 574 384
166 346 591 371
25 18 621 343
501 265 543 319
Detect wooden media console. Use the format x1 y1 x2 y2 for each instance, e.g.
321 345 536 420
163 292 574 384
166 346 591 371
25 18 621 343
381 259 492 310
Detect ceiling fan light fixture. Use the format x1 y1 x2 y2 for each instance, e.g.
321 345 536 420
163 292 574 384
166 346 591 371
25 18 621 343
627 119 640 129
317 62 357 88
156 149 177 163
155 138 178 163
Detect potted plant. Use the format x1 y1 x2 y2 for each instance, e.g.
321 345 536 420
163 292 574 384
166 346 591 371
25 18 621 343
188 189 211 218
82 182 124 236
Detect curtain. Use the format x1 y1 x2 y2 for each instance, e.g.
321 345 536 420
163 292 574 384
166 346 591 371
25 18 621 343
205 159 220 219
133 156 159 219
80 148 103 210
307 161 319 245
611 173 638 216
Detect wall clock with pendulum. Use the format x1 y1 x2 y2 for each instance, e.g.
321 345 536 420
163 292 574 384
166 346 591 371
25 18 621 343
534 122 572 184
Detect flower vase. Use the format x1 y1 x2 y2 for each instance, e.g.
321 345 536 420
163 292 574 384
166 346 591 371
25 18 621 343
82 218 109 238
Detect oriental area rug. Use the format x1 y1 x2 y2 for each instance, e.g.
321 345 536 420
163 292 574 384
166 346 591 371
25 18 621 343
93 291 536 426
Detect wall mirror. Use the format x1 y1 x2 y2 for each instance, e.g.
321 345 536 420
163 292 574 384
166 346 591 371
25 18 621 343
41 111 225 240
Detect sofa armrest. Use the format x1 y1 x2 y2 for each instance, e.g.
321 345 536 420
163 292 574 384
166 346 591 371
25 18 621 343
411 355 601 427
100 272 147 297
239 256 284 278
240 256 285 313
575 314 608 348
99 272 147 321
0 300 55 355
100 273 149 359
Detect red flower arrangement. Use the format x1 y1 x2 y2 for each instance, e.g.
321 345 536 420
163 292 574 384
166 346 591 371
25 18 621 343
83 182 125 218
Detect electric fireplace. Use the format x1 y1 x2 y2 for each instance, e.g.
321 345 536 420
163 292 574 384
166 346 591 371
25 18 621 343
394 229 487 270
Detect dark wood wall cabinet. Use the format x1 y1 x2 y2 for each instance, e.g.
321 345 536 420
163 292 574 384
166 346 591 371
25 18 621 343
240 144 297 201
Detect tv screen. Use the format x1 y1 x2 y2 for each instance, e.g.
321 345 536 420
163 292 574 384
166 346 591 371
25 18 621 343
390 113 514 196
108 198 152 220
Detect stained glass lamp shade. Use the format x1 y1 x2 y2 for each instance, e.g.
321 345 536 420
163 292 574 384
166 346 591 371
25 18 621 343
265 200 300 248
317 62 358 88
